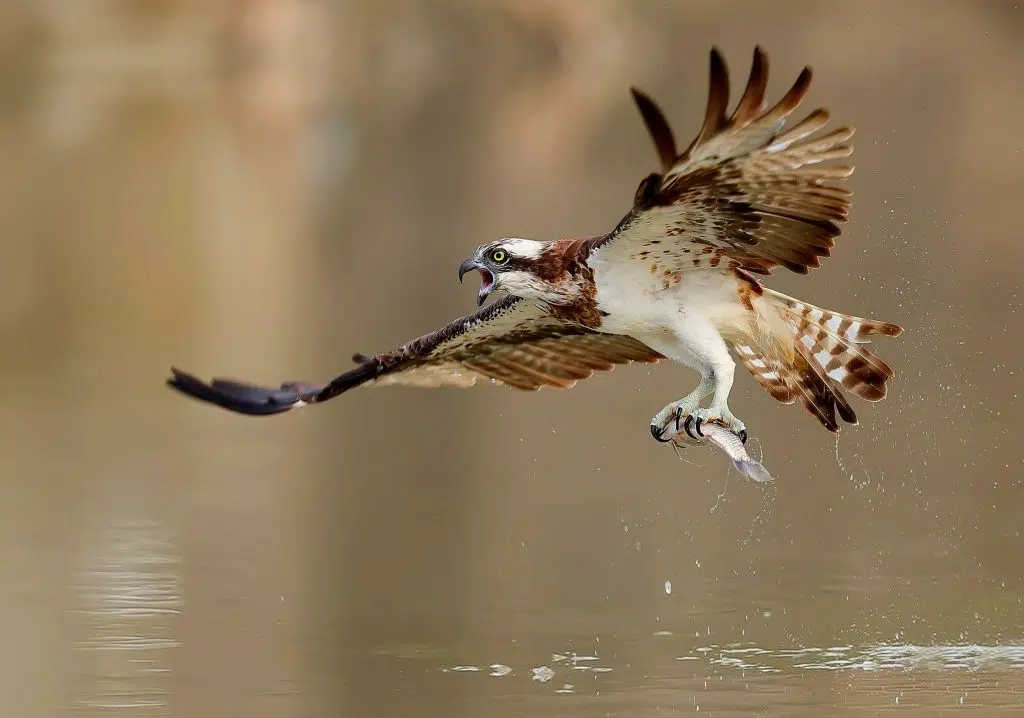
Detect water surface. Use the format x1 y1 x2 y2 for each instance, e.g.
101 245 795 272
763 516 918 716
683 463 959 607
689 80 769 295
0 2 1021 715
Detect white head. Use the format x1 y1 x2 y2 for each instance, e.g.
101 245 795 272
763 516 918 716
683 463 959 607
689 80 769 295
458 237 556 305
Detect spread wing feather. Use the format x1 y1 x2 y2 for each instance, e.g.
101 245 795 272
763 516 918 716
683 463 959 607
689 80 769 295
591 46 854 275
167 296 663 415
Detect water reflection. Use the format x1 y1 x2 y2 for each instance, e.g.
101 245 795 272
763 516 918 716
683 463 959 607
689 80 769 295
74 520 180 715
693 642 1024 672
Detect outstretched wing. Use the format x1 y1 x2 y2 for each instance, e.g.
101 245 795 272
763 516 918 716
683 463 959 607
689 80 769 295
591 46 854 275
167 295 663 416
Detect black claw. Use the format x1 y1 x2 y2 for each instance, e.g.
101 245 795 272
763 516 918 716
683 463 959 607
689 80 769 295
682 415 698 440
694 417 705 438
738 428 748 444
673 406 683 432
651 423 671 442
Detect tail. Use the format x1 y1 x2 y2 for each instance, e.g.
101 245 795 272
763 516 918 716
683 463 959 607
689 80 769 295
732 458 775 484
729 287 903 432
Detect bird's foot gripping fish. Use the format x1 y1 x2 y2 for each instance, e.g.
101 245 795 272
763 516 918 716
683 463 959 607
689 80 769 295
654 409 774 484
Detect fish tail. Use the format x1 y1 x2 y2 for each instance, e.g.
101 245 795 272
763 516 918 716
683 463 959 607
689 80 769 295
732 458 775 484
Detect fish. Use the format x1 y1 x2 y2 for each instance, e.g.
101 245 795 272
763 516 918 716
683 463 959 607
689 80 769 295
654 410 775 484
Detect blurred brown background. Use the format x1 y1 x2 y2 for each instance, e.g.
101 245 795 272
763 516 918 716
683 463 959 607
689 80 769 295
0 1 1021 716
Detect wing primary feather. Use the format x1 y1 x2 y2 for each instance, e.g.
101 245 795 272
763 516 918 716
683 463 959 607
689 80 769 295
730 46 768 127
688 46 731 153
760 65 813 125
314 360 383 402
168 366 344 415
763 108 832 151
630 87 677 172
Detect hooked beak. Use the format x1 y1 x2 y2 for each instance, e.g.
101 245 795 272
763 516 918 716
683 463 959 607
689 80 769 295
459 256 496 307
458 257 478 284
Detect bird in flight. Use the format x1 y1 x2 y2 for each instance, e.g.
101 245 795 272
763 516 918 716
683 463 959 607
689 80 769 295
168 46 902 443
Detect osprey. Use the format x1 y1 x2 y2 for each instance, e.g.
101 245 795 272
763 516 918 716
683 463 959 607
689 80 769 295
168 47 903 442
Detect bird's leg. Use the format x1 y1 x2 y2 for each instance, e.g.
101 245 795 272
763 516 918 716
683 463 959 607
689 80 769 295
650 363 748 443
688 360 747 442
650 372 713 442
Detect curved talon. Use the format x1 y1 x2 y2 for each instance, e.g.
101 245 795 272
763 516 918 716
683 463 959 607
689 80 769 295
653 405 747 445
682 415 698 441
651 423 672 442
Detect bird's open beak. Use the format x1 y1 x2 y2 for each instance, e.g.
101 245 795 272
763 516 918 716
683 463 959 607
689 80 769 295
458 257 478 284
459 256 496 307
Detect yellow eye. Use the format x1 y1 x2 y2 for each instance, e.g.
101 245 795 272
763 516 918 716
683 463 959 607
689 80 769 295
490 249 507 263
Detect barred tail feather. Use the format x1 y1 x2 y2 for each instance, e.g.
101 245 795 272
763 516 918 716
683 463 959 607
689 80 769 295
732 288 902 432
731 342 793 403
730 338 848 431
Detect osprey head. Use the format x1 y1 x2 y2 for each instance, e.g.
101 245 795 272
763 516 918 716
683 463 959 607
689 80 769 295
459 238 549 306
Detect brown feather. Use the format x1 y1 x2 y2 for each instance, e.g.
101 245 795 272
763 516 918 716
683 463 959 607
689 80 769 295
166 296 664 415
729 46 769 127
630 87 677 173
595 46 852 276
686 46 730 154
729 285 902 432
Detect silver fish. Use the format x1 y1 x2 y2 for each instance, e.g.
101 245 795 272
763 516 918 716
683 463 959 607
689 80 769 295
657 412 774 484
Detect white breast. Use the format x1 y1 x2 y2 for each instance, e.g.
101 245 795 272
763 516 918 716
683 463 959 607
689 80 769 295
592 252 744 326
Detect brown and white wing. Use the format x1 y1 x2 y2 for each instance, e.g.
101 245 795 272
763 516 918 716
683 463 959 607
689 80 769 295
591 46 854 276
167 295 663 416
